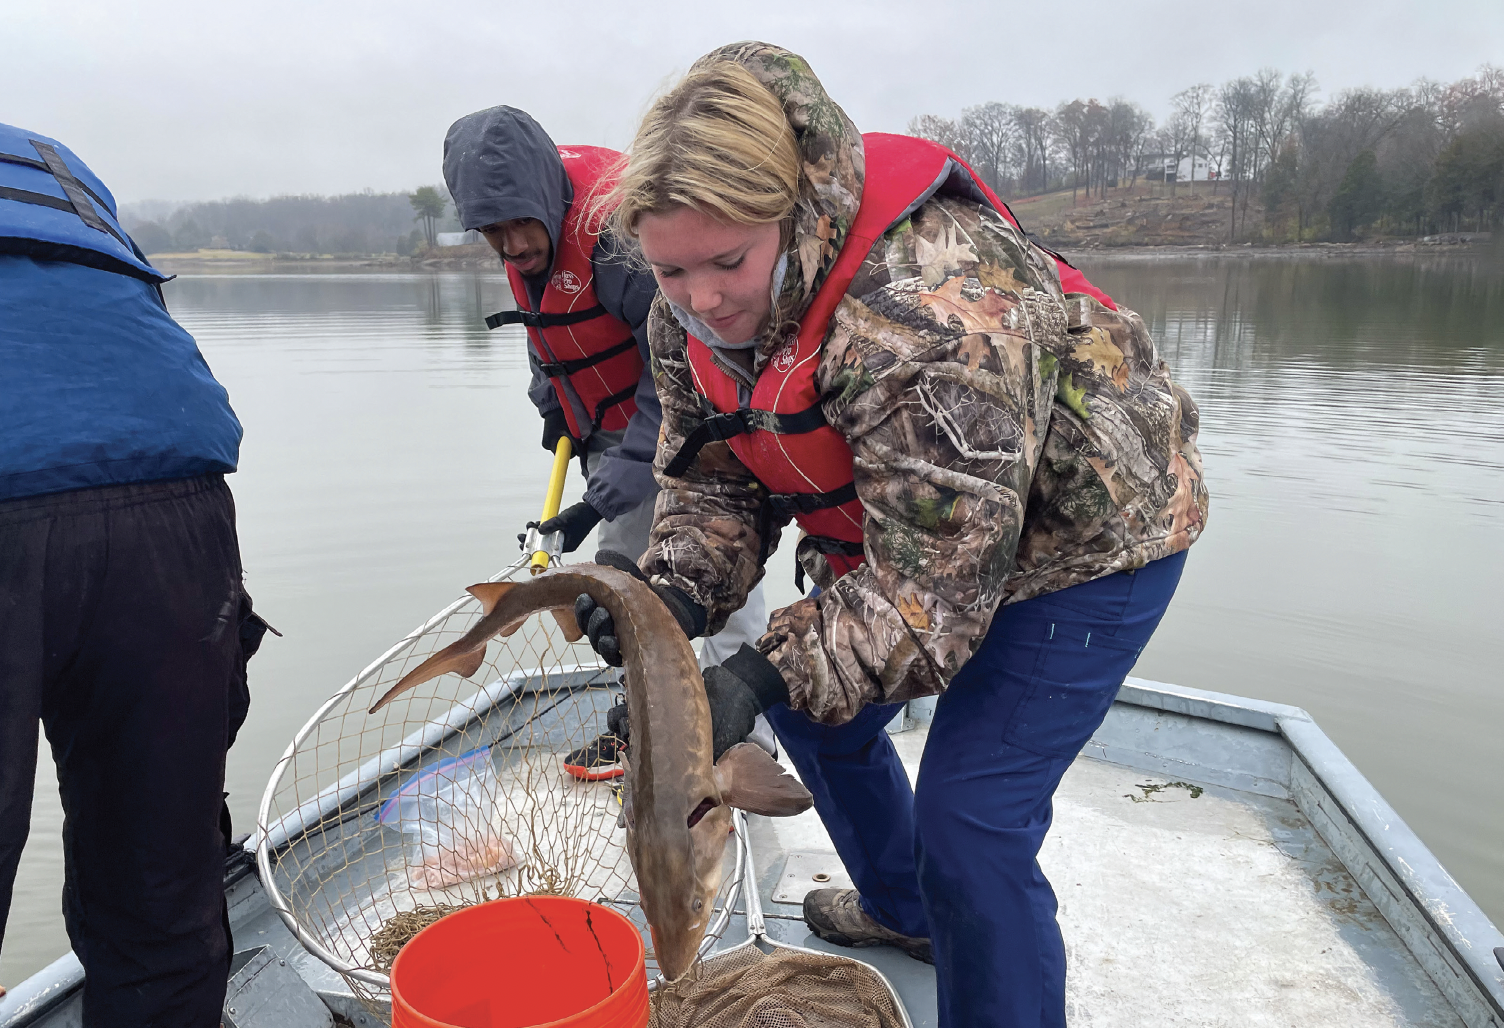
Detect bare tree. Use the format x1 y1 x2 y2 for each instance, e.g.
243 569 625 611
1216 78 1258 239
1161 110 1197 197
1172 84 1214 193
907 114 971 163
960 102 1017 194
1054 99 1109 203
1011 107 1054 193
1054 100 1089 203
1105 99 1154 190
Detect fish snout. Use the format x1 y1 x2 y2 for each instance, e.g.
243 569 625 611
650 921 707 982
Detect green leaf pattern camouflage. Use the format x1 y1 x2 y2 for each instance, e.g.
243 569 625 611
641 44 1207 725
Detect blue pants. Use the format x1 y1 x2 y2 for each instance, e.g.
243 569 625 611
766 551 1187 1028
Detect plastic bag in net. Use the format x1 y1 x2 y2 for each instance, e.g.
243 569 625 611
376 746 516 889
649 946 906 1028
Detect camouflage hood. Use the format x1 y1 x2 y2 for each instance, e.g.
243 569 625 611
678 42 865 361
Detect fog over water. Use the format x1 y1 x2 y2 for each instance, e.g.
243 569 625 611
2 255 1501 986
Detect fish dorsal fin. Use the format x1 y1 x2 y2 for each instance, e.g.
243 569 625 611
713 743 813 817
467 582 516 616
550 606 584 642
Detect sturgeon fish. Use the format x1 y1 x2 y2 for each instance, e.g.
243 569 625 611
369 565 812 979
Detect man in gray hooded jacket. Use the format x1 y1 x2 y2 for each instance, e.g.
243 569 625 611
442 107 769 768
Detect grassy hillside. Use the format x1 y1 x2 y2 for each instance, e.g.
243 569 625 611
1003 183 1245 248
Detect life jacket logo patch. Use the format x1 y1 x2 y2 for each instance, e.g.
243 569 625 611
551 270 583 294
772 339 799 374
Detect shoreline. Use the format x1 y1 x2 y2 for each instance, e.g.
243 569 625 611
147 238 1495 275
1064 239 1496 261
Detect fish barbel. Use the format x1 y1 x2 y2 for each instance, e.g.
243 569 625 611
370 565 812 979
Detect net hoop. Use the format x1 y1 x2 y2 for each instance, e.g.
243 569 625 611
255 553 749 999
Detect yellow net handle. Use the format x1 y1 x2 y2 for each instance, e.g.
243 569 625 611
531 438 572 575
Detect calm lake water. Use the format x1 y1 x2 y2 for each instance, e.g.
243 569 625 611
3 256 1502 986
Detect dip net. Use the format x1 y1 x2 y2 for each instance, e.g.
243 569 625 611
649 947 908 1028
255 554 745 1015
648 814 912 1028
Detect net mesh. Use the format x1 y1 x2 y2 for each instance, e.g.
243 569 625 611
649 944 907 1028
256 557 741 1013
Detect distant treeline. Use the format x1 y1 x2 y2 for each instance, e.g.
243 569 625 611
122 64 1503 255
121 189 462 256
910 64 1504 241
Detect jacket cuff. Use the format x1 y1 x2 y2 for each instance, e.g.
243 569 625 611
583 453 658 520
722 643 790 712
658 584 708 640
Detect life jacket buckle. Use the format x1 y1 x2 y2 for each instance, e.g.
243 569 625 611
702 408 756 442
767 492 823 517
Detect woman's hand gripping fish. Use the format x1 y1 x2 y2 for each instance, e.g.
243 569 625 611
369 565 813 980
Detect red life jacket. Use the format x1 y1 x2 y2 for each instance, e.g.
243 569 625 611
485 145 641 438
664 132 1116 586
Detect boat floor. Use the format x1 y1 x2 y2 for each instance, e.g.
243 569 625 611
223 721 1465 1028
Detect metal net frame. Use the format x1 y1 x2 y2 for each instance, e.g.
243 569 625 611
255 553 748 1013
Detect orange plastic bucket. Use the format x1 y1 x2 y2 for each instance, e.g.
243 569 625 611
390 896 648 1028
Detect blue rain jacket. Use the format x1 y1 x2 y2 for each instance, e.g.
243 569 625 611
0 123 242 501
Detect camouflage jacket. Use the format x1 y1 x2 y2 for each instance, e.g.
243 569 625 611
641 43 1208 725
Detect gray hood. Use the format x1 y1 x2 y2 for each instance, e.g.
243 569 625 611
442 106 570 259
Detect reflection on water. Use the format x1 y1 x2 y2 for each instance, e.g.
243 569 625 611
4 259 1502 985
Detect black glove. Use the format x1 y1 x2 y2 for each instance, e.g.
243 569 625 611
703 646 789 759
537 500 604 554
540 408 573 453
598 645 787 761
606 700 630 749
574 550 706 666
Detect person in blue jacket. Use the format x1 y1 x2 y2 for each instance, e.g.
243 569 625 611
0 123 268 1026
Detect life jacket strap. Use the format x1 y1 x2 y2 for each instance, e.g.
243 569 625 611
662 401 828 478
484 303 609 331
531 336 637 380
0 151 112 211
589 381 639 435
793 534 865 593
30 141 114 238
756 484 859 575
799 534 864 557
1 146 128 249
766 481 858 518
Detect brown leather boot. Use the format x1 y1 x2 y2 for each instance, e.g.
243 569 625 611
802 888 933 964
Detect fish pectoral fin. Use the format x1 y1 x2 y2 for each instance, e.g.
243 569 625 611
712 743 814 817
550 606 584 642
466 582 516 616
367 641 489 713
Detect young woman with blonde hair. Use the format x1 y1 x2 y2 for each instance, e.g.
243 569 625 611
574 42 1208 1027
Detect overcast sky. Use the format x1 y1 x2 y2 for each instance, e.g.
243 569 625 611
5 0 1501 203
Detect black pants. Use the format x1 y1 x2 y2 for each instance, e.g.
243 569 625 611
0 475 249 1027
